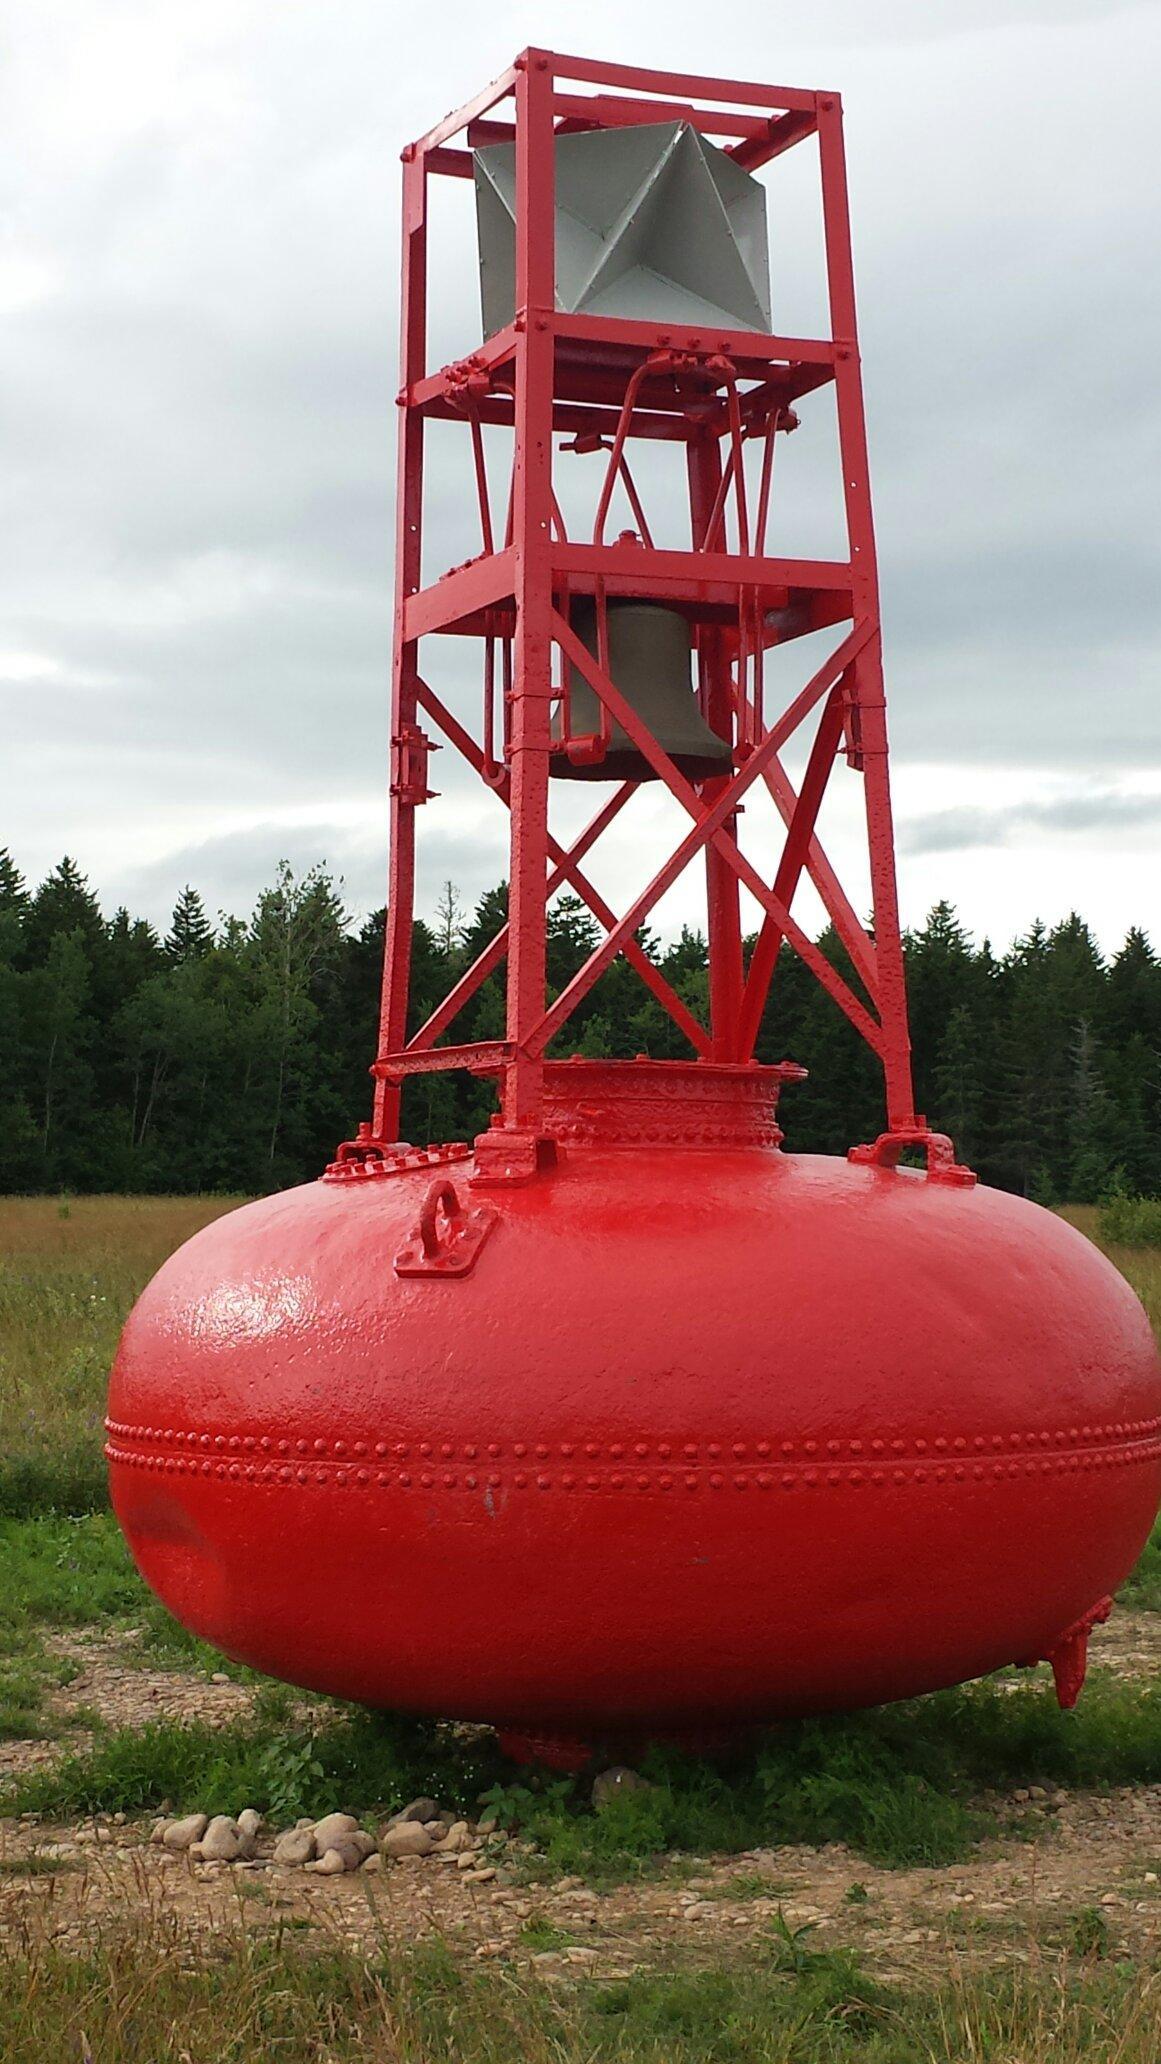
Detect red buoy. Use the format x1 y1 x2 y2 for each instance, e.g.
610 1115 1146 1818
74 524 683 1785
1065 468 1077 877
108 53 1161 1750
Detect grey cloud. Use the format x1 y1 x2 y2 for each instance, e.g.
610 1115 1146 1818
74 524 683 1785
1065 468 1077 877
2 0 1159 955
901 788 1161 854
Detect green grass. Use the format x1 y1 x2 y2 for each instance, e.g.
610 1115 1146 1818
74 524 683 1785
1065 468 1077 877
9 1670 1161 1877
1121 1527 1161 1611
0 1928 1158 2064
0 1511 251 1738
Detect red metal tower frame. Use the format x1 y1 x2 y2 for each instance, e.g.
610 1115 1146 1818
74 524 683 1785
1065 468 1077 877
370 50 945 1175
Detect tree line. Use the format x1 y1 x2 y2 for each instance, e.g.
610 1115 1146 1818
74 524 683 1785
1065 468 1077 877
0 847 1157 1202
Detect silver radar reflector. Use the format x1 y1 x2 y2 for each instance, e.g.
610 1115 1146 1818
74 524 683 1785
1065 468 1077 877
473 120 771 335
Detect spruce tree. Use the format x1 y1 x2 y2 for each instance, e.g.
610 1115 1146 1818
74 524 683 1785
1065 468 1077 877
165 885 213 962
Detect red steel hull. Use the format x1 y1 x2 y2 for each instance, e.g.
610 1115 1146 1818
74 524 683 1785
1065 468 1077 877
107 1127 1161 1735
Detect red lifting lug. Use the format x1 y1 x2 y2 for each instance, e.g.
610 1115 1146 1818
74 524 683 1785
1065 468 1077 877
393 1178 497 1279
390 723 439 805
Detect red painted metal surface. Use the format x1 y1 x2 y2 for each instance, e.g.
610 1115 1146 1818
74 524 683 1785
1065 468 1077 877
108 1062 1161 1736
108 51 1161 1741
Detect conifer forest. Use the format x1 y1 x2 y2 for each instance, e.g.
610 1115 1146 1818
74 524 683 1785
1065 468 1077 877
0 847 1157 1203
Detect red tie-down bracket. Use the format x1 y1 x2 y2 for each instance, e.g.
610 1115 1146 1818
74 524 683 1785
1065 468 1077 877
848 1127 976 1186
391 723 439 806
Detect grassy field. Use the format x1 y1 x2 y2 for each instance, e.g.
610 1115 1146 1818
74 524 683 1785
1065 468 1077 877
0 1195 243 1515
5 1926 1161 2064
0 1192 1159 2060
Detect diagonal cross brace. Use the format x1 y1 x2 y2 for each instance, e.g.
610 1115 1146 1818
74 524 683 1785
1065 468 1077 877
413 677 712 1056
532 616 883 1056
736 681 852 1058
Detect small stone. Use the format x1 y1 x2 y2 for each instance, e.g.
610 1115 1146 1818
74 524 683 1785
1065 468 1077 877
310 1850 348 1875
1144 1872 1158 1885
592 1767 652 1809
238 1809 263 1841
150 1820 167 1846
475 1940 505 1958
683 1900 717 1921
112 1812 127 1826
326 1834 376 1871
531 1951 561 1967
273 1828 316 1867
461 1866 497 1884
1013 1788 1030 1804
476 1814 498 1835
1028 1785 1048 1801
363 1852 383 1873
563 1946 599 1964
1101 1893 1119 1907
200 1815 246 1862
383 1822 435 1859
457 1849 479 1870
389 1797 441 1826
312 1813 360 1852
434 1821 475 1854
211 1672 230 1684
553 1876 585 1893
162 1814 209 1852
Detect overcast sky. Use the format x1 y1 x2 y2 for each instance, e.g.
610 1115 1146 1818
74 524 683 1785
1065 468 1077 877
2 0 1159 955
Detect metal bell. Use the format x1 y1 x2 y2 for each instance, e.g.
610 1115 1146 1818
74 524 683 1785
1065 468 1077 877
552 599 733 781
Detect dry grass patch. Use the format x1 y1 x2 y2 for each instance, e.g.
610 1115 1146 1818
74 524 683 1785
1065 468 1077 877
0 1195 244 1514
